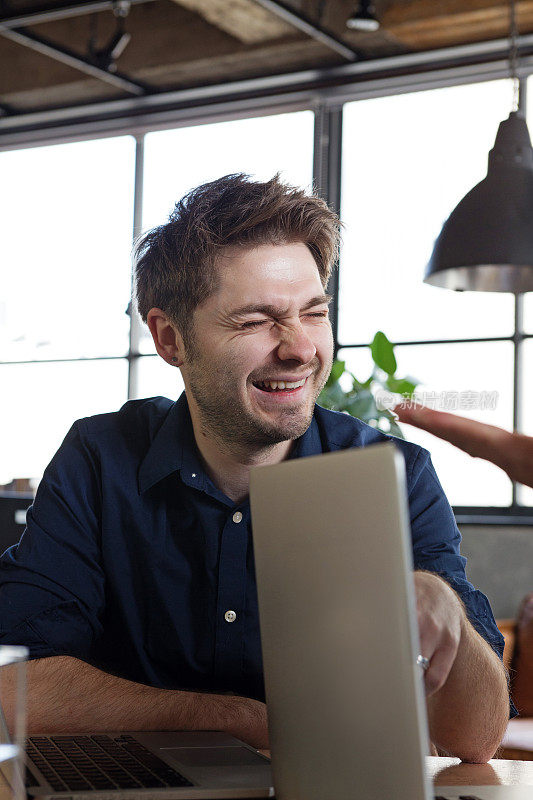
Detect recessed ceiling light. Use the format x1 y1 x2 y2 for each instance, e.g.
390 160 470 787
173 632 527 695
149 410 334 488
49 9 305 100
346 0 380 32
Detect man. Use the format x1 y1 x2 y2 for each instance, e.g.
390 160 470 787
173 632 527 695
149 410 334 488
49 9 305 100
394 402 533 488
0 174 509 762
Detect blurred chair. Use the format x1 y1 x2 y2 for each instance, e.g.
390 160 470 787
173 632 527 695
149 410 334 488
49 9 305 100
498 594 533 759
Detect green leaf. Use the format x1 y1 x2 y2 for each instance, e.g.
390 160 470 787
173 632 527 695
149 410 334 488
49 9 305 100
385 376 417 396
318 382 346 410
345 390 378 421
371 331 397 376
388 420 404 439
346 370 363 392
325 360 345 386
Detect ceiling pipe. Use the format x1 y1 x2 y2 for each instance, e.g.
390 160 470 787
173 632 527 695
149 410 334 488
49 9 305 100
0 0 156 30
0 26 147 95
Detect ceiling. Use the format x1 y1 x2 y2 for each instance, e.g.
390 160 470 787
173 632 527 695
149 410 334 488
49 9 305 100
0 0 531 117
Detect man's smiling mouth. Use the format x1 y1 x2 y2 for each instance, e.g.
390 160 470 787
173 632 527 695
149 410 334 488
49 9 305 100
252 377 308 393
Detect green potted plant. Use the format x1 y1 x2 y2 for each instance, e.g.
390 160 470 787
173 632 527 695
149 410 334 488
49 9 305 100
318 331 418 439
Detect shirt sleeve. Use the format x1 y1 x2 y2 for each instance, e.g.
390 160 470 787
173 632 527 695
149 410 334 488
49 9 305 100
405 446 517 718
0 421 105 662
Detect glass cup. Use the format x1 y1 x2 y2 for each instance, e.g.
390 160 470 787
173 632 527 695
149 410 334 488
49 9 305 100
0 646 28 800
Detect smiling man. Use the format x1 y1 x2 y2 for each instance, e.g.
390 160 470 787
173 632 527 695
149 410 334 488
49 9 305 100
0 174 510 761
145 241 334 504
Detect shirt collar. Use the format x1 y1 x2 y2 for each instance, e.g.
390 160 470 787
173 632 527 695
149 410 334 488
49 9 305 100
138 392 323 494
138 392 200 494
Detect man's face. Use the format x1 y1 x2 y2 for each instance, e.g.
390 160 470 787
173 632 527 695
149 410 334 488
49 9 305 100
181 242 334 449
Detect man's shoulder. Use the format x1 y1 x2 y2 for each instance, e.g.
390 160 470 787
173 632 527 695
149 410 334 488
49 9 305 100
77 396 173 431
314 404 430 475
72 396 175 453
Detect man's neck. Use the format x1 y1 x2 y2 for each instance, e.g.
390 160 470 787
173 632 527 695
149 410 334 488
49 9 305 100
190 418 293 505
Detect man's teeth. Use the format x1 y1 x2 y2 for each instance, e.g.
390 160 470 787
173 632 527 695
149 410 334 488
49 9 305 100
258 378 306 390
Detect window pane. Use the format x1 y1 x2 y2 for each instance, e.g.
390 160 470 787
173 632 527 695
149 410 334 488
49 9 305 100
339 81 515 345
337 341 513 506
0 360 128 484
0 137 135 362
138 111 315 355
517 339 533 506
143 111 314 229
522 294 533 333
134 355 185 401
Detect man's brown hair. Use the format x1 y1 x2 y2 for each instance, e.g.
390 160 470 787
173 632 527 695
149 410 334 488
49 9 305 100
134 173 340 347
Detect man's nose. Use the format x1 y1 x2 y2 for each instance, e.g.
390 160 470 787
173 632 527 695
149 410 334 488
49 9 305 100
276 323 317 363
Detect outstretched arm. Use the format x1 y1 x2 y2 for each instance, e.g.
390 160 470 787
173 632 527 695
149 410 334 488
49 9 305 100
394 403 533 488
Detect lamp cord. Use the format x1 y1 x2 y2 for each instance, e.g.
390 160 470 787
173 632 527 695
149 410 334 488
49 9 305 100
509 0 520 110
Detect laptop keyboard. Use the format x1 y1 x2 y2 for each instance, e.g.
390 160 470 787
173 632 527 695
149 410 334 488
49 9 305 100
26 734 193 792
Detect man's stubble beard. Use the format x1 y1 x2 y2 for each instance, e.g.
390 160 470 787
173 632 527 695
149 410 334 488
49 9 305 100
185 348 332 450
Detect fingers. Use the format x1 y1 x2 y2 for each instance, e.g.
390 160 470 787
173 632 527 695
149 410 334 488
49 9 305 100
422 636 459 697
414 572 462 697
417 607 459 696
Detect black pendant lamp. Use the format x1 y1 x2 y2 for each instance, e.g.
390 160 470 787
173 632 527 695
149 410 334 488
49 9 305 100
424 0 533 293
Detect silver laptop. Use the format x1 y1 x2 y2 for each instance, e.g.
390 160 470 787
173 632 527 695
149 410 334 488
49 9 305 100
0 723 273 799
250 442 530 800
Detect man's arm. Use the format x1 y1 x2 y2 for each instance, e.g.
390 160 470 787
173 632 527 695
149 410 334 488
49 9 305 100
0 656 269 750
415 571 509 763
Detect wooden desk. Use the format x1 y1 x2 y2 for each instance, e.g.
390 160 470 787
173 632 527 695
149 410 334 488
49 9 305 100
1 756 532 799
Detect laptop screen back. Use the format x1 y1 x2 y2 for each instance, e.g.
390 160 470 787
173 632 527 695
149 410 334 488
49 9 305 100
250 442 431 800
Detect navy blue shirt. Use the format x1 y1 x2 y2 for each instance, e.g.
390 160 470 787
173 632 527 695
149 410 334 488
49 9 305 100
0 393 506 702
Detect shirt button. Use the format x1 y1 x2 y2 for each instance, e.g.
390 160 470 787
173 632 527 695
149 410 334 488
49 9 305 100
232 511 243 523
224 610 237 623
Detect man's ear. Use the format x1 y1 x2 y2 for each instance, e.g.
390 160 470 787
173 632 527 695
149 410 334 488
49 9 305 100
146 308 185 367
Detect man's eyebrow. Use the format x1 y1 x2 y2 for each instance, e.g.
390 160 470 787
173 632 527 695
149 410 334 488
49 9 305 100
231 293 333 318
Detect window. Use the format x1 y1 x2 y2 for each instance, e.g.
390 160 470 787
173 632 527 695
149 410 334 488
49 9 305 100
0 135 135 483
0 136 135 362
2 75 531 518
339 80 524 510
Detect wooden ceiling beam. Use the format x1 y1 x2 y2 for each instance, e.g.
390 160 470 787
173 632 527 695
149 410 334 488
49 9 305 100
0 1 337 111
382 0 533 49
168 0 294 43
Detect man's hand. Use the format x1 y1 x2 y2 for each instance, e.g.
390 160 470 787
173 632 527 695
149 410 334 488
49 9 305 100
413 572 509 762
414 571 464 697
394 402 533 489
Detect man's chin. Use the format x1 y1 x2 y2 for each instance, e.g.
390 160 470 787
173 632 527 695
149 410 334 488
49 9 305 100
249 406 314 445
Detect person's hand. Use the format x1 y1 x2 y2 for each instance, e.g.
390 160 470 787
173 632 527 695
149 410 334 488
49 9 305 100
414 571 465 697
393 402 533 489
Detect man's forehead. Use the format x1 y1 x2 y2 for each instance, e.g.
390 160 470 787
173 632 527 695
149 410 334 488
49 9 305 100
209 242 326 311
216 242 318 280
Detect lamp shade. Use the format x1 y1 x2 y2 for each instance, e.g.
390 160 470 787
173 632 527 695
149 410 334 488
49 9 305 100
424 111 533 292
